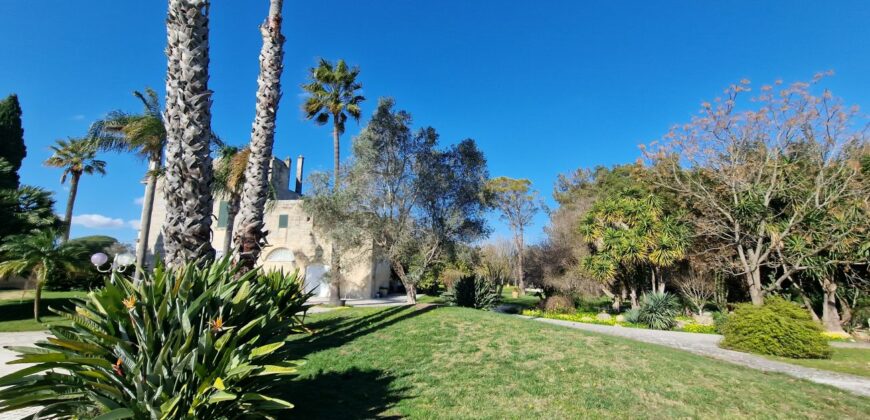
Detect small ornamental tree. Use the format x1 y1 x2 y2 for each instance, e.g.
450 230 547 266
485 177 539 295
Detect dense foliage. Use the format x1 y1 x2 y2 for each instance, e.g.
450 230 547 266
721 297 831 359
638 292 680 330
443 275 500 310
0 259 313 418
0 94 26 190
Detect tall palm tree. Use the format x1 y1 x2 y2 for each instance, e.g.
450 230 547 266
302 58 365 192
44 138 106 242
161 0 216 266
213 145 249 257
0 229 86 321
90 88 165 272
302 58 364 304
234 0 286 272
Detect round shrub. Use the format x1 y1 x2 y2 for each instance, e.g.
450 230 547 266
638 292 680 330
541 295 575 313
720 297 831 359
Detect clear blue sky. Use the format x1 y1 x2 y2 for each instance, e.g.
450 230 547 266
1 1 868 244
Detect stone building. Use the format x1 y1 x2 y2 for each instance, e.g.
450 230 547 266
144 156 391 299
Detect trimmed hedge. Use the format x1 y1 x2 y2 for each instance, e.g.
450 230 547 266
720 297 831 359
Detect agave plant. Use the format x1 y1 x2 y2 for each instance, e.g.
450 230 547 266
0 259 312 419
638 292 680 330
443 275 501 310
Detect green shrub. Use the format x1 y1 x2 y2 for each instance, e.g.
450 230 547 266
712 311 728 334
680 323 717 334
638 292 680 330
0 259 313 418
541 295 575 313
720 297 831 359
623 308 641 324
576 296 612 312
443 275 500 310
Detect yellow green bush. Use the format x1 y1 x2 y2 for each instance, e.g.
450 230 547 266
720 297 831 359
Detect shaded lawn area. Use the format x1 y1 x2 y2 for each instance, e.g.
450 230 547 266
283 305 869 419
0 290 86 332
500 286 541 309
766 347 870 378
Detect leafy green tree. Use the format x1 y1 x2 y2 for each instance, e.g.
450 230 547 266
485 177 539 295
0 94 26 190
579 191 690 295
0 159 58 240
302 58 364 304
44 138 106 242
305 98 488 303
234 0 287 272
0 229 87 321
90 88 166 271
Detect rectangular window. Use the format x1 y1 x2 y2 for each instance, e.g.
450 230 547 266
278 214 288 228
217 201 229 228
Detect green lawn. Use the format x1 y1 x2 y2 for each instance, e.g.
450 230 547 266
0 290 86 332
283 305 869 418
766 347 870 378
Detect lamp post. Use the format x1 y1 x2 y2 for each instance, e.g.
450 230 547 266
91 252 136 275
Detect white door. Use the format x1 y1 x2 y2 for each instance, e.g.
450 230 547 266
304 264 327 297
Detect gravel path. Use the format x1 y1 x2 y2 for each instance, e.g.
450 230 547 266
522 315 870 397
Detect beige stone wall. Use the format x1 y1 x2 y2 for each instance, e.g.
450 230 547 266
144 157 390 299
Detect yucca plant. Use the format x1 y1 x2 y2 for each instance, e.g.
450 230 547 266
638 292 680 330
0 258 313 419
443 275 501 310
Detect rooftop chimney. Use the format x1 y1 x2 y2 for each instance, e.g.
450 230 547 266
295 155 304 194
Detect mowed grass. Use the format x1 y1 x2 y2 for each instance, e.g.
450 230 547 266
282 305 869 419
767 347 870 378
0 290 86 332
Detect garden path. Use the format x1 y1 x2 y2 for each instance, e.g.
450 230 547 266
522 315 870 397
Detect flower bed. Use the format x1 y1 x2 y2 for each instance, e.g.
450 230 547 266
521 309 717 334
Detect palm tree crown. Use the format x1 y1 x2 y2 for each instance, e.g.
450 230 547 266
0 229 86 320
90 88 165 162
302 58 365 135
44 138 106 183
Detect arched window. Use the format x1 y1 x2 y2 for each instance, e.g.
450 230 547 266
265 247 295 262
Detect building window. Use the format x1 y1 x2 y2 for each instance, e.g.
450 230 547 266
278 214 288 228
217 201 229 228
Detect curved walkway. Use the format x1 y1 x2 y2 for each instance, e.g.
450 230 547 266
521 315 870 397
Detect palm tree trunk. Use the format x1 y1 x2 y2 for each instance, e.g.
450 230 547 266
221 193 240 257
329 119 343 305
234 0 286 273
134 158 159 279
33 271 46 322
61 172 81 243
162 0 216 267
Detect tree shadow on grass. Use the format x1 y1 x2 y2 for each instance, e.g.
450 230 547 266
289 305 437 360
278 368 408 419
0 297 79 322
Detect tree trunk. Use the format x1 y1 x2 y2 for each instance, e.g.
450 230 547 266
821 279 846 333
233 0 285 272
654 267 665 293
795 285 820 322
221 193 240 257
61 172 80 243
134 158 159 280
516 230 525 296
33 277 43 322
328 119 343 305
629 285 638 309
391 260 417 304
162 0 216 267
746 266 764 306
838 295 852 327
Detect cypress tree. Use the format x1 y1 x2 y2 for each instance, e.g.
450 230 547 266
0 94 26 189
